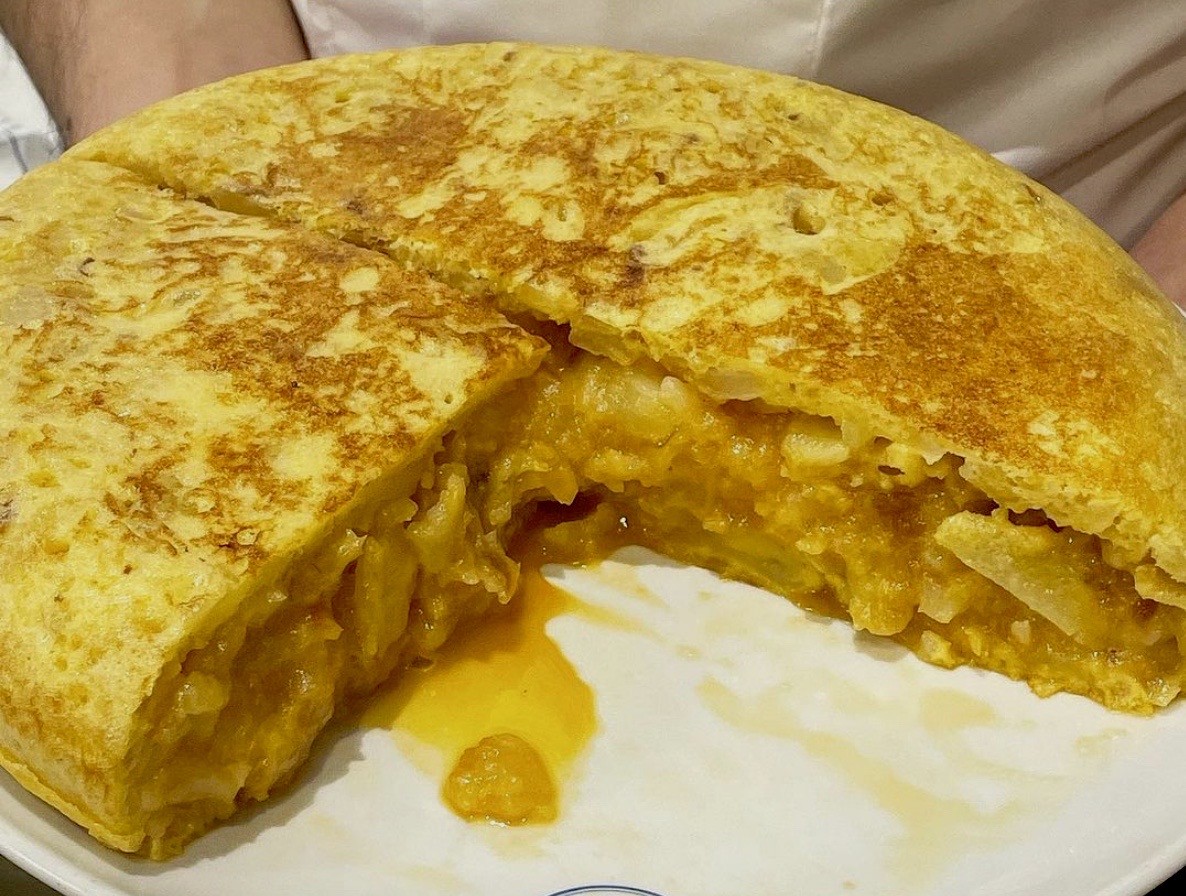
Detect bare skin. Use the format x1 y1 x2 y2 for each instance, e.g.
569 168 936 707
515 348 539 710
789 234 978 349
0 0 308 145
1132 192 1186 311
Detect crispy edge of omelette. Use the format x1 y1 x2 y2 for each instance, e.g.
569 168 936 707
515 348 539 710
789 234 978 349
0 158 545 855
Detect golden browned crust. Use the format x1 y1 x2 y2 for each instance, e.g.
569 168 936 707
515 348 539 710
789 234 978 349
0 158 543 850
74 43 1186 581
2 42 1184 855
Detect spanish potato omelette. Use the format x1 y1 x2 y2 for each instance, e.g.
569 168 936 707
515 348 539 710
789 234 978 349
2 42 1186 857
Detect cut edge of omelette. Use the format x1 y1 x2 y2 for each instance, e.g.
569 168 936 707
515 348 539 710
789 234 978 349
0 158 546 856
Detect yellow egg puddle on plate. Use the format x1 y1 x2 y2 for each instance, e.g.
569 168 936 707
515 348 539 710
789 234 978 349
360 531 646 826
360 544 1139 893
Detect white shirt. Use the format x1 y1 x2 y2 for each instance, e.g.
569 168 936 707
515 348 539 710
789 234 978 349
290 0 1186 249
0 36 62 193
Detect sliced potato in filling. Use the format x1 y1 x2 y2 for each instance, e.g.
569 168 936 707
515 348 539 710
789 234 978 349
461 352 1186 714
129 436 521 855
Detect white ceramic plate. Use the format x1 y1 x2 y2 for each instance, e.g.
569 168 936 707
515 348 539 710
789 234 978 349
2 547 1186 896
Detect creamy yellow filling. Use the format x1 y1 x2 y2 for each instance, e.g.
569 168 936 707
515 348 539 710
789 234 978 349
463 351 1186 714
129 440 516 858
131 346 1186 856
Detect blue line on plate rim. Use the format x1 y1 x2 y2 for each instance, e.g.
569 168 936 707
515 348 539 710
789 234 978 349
544 886 667 896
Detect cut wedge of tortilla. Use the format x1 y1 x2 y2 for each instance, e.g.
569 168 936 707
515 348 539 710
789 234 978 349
0 158 543 856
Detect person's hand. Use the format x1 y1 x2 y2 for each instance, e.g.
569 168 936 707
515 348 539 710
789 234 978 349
0 0 308 145
1132 192 1186 312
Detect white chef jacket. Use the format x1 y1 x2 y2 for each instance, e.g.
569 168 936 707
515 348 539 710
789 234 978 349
290 0 1186 249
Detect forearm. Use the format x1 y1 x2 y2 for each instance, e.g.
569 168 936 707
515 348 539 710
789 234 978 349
1132 192 1186 311
0 0 308 145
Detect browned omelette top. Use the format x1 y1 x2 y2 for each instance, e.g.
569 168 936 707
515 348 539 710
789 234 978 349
0 159 543 753
75 43 1186 579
